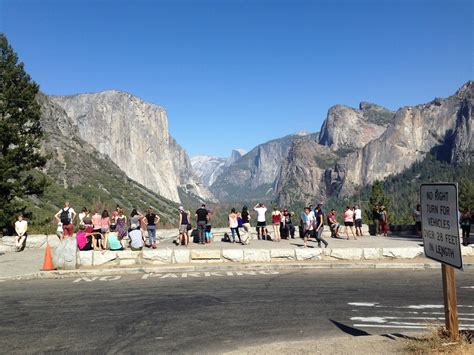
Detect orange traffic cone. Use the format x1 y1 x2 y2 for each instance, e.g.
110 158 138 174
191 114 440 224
41 243 56 271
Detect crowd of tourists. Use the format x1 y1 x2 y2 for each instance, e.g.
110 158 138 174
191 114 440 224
11 200 472 252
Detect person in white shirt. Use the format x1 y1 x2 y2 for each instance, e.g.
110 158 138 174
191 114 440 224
253 203 267 240
354 205 363 237
14 214 28 252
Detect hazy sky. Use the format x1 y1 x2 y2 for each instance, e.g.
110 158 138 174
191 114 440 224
1 0 472 157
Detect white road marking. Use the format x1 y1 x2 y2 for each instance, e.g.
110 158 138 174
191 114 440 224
461 286 474 289
75 270 279 283
354 324 474 330
349 302 474 331
348 302 378 307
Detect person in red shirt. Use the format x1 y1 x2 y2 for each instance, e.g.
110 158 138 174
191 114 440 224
271 207 282 242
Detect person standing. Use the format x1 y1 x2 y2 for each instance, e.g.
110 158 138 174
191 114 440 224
372 204 380 236
100 210 111 235
14 214 28 252
354 205 363 237
253 203 267 240
343 206 357 240
302 207 315 248
281 209 295 239
196 204 209 245
129 209 142 230
178 206 190 246
413 204 422 238
271 207 282 242
82 210 93 233
78 207 88 227
54 201 76 240
115 208 128 241
240 206 252 245
228 208 242 243
460 208 471 246
379 206 388 237
314 205 328 248
145 207 160 249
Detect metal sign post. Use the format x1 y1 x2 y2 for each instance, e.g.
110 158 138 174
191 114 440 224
420 183 463 341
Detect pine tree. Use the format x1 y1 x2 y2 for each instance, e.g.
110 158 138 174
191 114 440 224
0 34 47 234
365 180 392 221
459 177 474 211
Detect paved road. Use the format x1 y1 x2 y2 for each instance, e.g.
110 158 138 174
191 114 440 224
1 269 473 354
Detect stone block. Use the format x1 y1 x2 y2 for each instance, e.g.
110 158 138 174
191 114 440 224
0 244 16 252
142 249 173 264
270 249 296 260
382 247 423 259
322 248 332 257
173 249 191 263
330 248 363 260
244 249 271 263
53 237 77 269
363 248 381 260
25 235 47 249
295 248 322 261
78 250 93 267
461 246 474 256
190 249 221 260
93 251 118 266
117 250 139 266
222 249 244 262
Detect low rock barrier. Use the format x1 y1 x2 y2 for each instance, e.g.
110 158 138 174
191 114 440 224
66 245 474 270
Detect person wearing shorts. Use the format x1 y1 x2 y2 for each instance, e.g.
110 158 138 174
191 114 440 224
14 214 28 252
327 209 340 237
254 203 267 240
354 205 363 236
91 210 103 250
343 206 356 240
178 206 190 246
54 202 76 240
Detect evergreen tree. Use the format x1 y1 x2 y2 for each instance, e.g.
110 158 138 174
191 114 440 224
0 34 47 234
365 180 392 221
459 177 474 211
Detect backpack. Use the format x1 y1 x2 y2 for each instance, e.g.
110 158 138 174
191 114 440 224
237 217 243 227
60 208 71 225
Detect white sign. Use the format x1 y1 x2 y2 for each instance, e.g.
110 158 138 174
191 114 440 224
420 183 463 269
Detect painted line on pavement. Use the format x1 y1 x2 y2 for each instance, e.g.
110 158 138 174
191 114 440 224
73 270 280 283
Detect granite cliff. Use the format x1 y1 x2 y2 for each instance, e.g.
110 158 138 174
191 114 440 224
277 81 473 205
32 93 179 226
208 132 319 201
49 91 214 203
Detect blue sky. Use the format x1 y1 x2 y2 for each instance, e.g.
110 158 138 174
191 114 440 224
1 0 472 157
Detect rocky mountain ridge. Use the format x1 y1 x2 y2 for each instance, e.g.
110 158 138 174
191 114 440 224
277 81 473 205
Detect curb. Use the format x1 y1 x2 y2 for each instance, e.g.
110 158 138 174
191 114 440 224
2 262 473 282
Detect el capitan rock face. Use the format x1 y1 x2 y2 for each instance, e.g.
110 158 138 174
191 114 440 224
50 91 213 203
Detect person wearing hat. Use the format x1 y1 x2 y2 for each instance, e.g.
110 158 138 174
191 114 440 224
178 206 190 246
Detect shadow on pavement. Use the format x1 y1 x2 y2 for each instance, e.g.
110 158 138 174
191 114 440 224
329 319 371 337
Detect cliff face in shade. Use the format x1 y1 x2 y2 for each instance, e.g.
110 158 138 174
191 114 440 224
49 91 214 203
209 133 319 201
277 81 474 205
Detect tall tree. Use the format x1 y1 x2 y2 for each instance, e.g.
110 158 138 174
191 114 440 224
365 180 393 221
0 34 47 234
